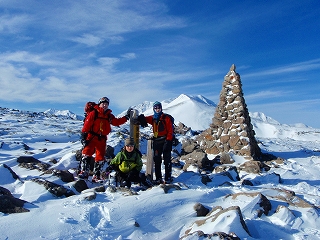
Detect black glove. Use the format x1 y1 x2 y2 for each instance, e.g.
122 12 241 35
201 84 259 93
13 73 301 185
80 132 88 146
163 140 173 152
125 107 132 120
137 114 148 127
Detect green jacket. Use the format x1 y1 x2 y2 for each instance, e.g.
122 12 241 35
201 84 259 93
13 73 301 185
110 149 143 173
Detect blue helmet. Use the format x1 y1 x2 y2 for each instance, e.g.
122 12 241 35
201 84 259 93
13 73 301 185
153 101 162 109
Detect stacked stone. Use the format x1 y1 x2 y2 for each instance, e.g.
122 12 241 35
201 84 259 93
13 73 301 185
204 64 261 160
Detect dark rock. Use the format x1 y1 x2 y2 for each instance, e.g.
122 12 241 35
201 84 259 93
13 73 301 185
181 150 210 170
3 164 20 180
193 203 210 216
259 194 272 216
31 178 75 197
201 175 212 185
49 158 58 164
160 183 181 193
52 169 74 183
106 145 115 159
239 161 263 174
93 185 106 193
0 195 29 214
241 179 254 186
17 156 51 172
0 186 13 197
134 221 140 227
73 179 89 193
181 139 198 154
17 156 40 163
220 152 235 164
214 166 240 181
23 143 30 150
81 189 96 201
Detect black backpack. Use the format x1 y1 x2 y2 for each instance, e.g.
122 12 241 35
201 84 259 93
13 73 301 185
163 114 179 146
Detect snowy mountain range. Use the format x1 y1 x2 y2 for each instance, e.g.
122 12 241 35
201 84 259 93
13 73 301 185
44 109 79 120
121 94 217 131
46 93 320 138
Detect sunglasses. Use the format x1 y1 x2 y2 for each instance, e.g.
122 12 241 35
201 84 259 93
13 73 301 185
154 106 161 109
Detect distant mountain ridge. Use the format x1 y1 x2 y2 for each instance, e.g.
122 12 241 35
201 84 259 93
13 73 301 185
44 109 80 120
3 94 318 140
119 94 320 140
40 93 319 134
121 94 217 130
250 112 280 125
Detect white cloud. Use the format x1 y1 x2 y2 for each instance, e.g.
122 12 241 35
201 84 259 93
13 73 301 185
0 14 31 33
243 58 320 78
97 57 120 67
121 53 136 60
0 51 60 66
0 1 185 40
245 90 288 100
71 34 103 46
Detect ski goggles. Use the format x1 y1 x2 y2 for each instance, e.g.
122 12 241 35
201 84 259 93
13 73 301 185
98 97 110 105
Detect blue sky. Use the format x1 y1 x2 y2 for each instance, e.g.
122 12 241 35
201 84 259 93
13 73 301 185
0 0 320 128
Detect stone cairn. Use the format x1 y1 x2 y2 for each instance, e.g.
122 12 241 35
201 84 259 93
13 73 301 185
199 64 261 160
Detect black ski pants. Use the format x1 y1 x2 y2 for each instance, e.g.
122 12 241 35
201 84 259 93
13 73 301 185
114 167 146 188
153 138 172 181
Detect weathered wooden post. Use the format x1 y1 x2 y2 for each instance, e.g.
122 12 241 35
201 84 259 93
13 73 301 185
146 139 154 180
129 109 140 150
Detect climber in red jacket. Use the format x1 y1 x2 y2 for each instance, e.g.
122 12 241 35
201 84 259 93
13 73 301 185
79 97 130 182
139 101 174 184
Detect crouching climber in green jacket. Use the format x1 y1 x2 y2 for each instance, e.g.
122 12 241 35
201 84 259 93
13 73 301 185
108 137 151 189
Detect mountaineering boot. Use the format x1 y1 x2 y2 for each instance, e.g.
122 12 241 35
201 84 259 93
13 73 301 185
120 180 127 187
78 156 90 179
145 176 154 187
92 161 104 183
92 175 101 183
139 174 153 189
78 170 89 179
153 178 164 185
164 177 173 184
120 180 131 188
164 162 172 184
140 179 152 189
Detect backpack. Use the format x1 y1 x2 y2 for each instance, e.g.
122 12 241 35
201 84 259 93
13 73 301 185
163 114 179 146
83 101 99 122
83 101 113 129
84 102 97 118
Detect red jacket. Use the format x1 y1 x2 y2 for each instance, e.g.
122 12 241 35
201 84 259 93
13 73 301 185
145 113 173 141
82 106 127 138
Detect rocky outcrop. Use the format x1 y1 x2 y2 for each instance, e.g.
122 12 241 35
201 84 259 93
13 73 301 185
193 203 210 217
31 178 75 197
0 186 30 214
182 205 251 239
198 64 261 160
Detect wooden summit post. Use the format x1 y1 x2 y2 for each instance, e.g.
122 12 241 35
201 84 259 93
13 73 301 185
146 139 154 180
129 109 140 150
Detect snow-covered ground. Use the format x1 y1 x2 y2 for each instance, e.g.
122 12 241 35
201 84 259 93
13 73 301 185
0 95 320 240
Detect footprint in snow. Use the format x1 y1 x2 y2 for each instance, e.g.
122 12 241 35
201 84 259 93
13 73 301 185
88 205 111 229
